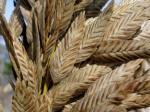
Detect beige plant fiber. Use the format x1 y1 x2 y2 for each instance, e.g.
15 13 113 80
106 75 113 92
1 0 150 112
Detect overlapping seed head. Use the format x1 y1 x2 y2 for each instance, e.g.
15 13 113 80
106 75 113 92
1 0 150 112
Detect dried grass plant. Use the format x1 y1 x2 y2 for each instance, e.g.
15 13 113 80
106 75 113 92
2 0 150 112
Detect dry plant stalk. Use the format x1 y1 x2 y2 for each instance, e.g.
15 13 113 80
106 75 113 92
2 0 150 112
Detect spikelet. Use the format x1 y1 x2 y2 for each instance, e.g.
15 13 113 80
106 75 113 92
70 59 143 112
0 13 30 80
93 40 150 62
36 94 52 112
45 0 55 37
87 59 143 95
72 69 150 112
45 0 75 56
104 0 150 40
112 0 139 21
9 6 24 38
12 35 30 81
75 0 114 64
0 14 21 76
50 64 111 110
12 79 37 112
50 12 85 83
27 60 38 96
101 71 150 110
